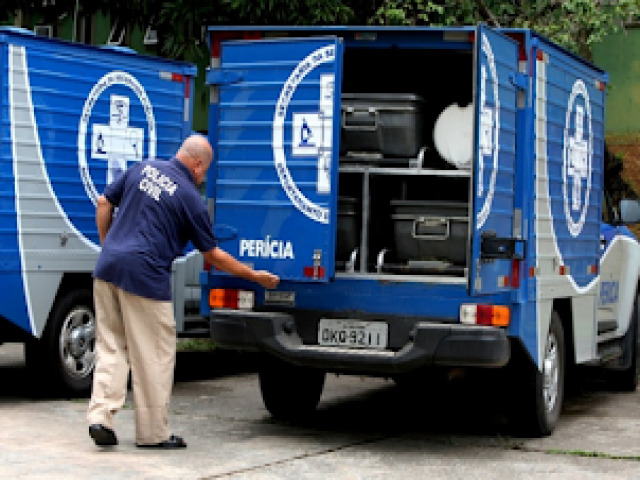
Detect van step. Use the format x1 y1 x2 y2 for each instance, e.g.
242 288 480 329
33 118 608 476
597 320 618 335
597 342 623 364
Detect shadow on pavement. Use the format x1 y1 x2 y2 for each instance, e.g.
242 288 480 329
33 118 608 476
174 349 258 382
298 371 513 438
257 367 632 440
0 344 258 400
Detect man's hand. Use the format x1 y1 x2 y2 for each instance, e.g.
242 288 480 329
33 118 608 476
204 247 280 289
253 271 280 289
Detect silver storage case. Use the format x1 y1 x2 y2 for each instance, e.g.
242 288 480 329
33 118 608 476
340 93 424 159
390 200 469 265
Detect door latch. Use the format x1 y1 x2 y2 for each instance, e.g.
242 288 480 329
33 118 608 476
481 232 525 260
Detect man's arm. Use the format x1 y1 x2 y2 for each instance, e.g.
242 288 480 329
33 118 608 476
96 195 115 245
202 246 279 289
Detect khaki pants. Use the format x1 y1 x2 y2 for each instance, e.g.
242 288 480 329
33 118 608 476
87 279 176 444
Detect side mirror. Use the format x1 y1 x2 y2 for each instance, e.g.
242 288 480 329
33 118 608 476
620 199 640 224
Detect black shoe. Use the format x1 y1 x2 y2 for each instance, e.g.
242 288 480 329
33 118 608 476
89 424 118 446
137 435 187 449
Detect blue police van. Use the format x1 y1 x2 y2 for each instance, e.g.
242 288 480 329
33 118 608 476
0 28 200 394
202 25 640 437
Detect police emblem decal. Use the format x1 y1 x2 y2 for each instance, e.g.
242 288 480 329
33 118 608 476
562 79 592 238
78 70 156 206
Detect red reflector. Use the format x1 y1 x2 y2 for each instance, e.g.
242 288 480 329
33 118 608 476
476 304 493 326
559 265 567 275
511 259 521 288
537 50 545 61
184 77 190 99
171 73 184 83
303 266 326 279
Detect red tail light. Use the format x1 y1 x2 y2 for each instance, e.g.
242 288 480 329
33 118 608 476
209 289 255 310
460 304 510 327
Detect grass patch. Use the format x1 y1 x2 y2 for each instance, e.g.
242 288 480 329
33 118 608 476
546 449 640 461
514 444 640 461
177 338 217 352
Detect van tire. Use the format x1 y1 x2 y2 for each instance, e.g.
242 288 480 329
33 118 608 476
509 312 565 437
25 289 96 396
259 355 325 421
607 292 639 392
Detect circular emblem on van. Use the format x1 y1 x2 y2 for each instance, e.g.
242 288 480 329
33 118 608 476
77 71 156 205
273 45 336 224
476 33 500 230
562 79 592 237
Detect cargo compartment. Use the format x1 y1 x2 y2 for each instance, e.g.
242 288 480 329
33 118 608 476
336 47 473 277
207 27 517 289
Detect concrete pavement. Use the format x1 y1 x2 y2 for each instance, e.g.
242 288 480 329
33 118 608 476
1 342 640 479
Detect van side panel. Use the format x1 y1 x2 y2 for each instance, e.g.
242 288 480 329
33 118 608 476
0 30 196 338
533 35 605 364
0 43 32 333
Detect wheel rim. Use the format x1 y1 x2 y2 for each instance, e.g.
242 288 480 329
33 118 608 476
542 331 559 413
58 306 96 380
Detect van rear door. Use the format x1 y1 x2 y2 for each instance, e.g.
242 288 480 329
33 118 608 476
208 37 343 283
470 25 520 295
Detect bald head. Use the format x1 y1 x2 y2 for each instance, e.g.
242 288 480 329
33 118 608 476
176 134 213 185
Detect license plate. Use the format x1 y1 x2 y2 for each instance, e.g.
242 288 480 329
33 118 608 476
318 318 388 349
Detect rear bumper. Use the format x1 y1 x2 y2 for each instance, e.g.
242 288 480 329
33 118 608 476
210 309 510 374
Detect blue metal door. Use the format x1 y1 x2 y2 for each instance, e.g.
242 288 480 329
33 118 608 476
470 25 519 295
210 37 343 282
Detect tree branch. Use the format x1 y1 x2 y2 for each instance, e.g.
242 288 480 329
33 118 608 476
476 0 500 27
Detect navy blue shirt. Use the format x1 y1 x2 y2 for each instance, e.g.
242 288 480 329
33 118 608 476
94 157 217 301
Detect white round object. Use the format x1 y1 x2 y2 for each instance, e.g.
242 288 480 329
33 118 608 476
433 103 474 169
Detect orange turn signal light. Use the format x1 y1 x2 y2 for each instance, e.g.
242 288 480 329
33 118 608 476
460 304 510 327
209 288 255 310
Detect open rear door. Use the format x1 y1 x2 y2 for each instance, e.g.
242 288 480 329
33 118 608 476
470 25 520 295
208 37 343 282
